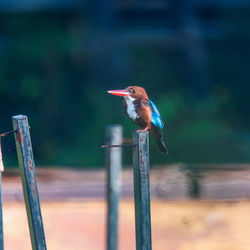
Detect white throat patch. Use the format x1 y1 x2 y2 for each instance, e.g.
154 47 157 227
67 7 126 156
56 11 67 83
124 96 138 121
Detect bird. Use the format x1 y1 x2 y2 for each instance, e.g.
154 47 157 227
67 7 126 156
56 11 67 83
107 86 168 154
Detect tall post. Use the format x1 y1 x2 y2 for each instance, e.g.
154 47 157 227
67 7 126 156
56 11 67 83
12 115 47 250
0 172 3 250
132 131 152 250
106 125 122 250
0 138 4 249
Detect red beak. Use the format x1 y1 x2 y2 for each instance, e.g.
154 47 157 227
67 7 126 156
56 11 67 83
107 89 129 96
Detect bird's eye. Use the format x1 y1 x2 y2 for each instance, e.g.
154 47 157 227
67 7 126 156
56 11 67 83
132 89 136 94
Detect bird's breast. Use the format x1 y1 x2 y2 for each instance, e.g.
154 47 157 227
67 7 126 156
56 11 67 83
124 98 138 121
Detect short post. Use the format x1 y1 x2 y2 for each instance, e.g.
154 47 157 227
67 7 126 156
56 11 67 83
106 125 122 250
12 115 47 250
188 169 202 199
132 131 152 250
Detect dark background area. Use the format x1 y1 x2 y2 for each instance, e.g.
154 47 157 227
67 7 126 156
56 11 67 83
0 0 249 167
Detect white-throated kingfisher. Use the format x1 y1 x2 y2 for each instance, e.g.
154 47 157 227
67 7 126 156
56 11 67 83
107 86 168 154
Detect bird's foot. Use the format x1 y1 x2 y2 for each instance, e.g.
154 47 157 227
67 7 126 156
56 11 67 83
137 128 149 132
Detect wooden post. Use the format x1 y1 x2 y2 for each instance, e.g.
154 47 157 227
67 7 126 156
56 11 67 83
188 168 202 199
190 177 201 198
12 115 47 250
0 172 3 250
106 125 122 250
132 131 152 250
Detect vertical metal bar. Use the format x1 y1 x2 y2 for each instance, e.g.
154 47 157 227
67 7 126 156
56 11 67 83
12 115 47 250
106 125 122 250
132 131 152 250
0 172 3 250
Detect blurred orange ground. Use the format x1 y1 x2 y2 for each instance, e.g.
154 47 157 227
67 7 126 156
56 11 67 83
2 200 250 250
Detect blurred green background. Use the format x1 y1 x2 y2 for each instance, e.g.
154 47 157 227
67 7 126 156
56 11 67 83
0 1 249 167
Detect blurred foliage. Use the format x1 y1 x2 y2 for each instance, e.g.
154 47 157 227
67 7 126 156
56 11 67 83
0 8 249 167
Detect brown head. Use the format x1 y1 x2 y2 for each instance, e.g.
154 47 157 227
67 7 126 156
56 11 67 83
107 86 148 99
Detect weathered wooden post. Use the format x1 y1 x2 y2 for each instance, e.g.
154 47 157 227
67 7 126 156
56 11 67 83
12 115 47 250
132 131 152 250
106 125 123 250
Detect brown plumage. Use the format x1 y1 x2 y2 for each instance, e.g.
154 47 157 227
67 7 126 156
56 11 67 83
108 86 168 154
123 97 152 130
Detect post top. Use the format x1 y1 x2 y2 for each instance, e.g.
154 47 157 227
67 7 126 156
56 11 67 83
133 130 149 136
12 115 27 120
107 125 123 131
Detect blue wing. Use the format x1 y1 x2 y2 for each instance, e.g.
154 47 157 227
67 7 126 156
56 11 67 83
148 98 164 129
